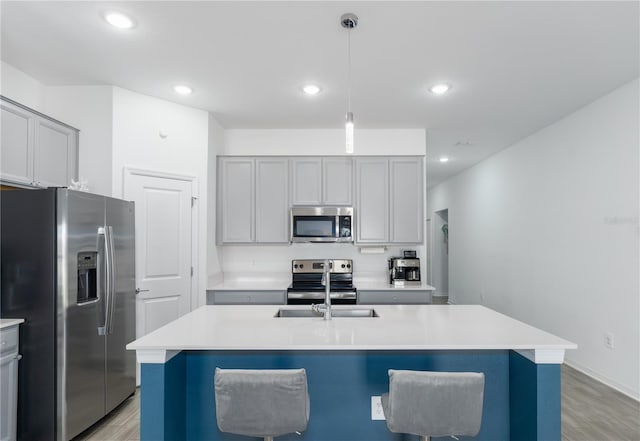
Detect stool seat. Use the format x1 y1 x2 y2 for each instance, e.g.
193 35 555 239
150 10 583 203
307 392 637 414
214 368 310 440
381 370 485 440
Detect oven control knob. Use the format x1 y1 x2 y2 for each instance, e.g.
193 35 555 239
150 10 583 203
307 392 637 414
341 264 346 268
294 264 298 269
347 264 351 269
299 264 304 269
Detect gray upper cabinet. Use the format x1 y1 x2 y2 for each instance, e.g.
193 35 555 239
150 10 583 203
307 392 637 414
34 117 78 188
356 156 424 244
219 158 254 243
218 157 290 244
356 158 389 243
1 100 33 186
218 155 423 246
291 157 353 206
255 159 289 243
1 97 78 188
291 158 322 205
390 158 424 243
322 157 353 205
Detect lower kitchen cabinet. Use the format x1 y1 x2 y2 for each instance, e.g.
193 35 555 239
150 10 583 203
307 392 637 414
357 290 432 305
0 323 21 441
207 290 286 305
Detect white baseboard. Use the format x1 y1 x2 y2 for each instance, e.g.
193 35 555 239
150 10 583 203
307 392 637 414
564 359 639 402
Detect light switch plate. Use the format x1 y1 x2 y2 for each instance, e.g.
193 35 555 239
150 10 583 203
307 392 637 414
371 396 385 420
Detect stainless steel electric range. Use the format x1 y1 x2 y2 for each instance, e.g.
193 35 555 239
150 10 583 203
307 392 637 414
287 259 357 305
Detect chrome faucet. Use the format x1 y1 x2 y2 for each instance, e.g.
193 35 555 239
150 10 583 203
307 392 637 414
313 259 332 320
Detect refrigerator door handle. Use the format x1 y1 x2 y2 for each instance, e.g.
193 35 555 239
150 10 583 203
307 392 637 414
107 226 116 334
97 226 111 336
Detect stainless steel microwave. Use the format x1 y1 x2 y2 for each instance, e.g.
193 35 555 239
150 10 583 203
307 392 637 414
290 207 353 243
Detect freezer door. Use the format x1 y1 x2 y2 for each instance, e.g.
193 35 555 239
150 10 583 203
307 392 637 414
60 189 107 440
105 197 136 413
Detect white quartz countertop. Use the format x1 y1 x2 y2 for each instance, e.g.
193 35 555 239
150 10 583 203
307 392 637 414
127 305 576 354
0 318 24 329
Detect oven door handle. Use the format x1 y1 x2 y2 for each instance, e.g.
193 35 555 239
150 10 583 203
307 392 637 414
287 291 357 300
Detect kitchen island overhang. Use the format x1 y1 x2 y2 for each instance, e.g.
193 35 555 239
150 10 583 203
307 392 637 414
128 305 576 441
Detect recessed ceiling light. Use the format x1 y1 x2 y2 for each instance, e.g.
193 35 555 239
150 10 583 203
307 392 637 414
104 12 136 29
429 83 451 95
439 157 449 163
173 85 193 95
302 84 321 95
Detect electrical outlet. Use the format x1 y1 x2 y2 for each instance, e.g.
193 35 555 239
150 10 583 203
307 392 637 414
371 396 385 420
604 333 615 349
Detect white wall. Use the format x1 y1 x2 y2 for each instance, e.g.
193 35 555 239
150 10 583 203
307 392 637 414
44 86 113 196
223 129 426 156
0 63 114 195
112 87 210 305
0 61 45 111
207 113 225 286
214 128 427 281
428 79 640 399
222 244 418 280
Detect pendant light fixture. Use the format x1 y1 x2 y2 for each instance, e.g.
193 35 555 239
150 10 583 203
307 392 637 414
341 13 358 154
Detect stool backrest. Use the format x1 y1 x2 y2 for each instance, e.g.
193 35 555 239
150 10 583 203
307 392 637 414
385 370 484 437
214 368 310 438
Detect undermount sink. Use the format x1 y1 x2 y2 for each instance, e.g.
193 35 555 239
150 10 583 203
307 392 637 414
274 308 379 318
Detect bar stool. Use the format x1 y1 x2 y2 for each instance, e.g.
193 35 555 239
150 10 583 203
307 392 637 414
214 368 310 441
381 370 485 441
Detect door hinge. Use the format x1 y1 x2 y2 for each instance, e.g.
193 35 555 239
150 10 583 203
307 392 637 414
190 266 194 277
191 196 198 207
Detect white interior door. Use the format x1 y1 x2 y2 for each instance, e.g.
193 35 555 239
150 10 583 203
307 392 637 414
124 171 193 342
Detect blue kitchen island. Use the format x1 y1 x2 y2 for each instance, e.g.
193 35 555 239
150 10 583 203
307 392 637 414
127 305 575 441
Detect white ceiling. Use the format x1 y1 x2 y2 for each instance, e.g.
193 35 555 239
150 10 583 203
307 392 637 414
1 1 638 188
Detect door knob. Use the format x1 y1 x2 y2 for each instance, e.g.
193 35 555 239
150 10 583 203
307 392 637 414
135 288 150 294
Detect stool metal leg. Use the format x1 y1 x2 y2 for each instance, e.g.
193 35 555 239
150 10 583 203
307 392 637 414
264 437 274 441
420 436 430 441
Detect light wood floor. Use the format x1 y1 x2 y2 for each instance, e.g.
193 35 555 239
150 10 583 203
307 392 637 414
74 365 639 441
74 393 139 441
562 365 639 441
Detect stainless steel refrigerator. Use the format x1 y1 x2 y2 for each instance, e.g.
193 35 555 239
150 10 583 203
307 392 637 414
1 188 136 440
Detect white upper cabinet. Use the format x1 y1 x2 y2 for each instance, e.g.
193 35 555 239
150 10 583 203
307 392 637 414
390 158 424 243
1 97 78 188
255 158 289 243
218 157 290 244
356 156 424 244
291 157 353 206
356 158 389 243
218 158 254 243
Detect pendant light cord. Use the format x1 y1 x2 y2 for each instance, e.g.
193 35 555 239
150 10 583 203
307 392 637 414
347 26 352 113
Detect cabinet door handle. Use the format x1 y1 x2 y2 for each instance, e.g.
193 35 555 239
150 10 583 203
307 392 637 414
135 288 150 294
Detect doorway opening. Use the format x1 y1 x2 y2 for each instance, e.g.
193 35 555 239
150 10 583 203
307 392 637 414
432 209 449 303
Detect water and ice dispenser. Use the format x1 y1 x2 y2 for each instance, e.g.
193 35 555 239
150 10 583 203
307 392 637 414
77 252 98 303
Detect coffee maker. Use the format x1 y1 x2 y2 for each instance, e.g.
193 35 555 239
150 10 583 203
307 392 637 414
388 250 421 285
